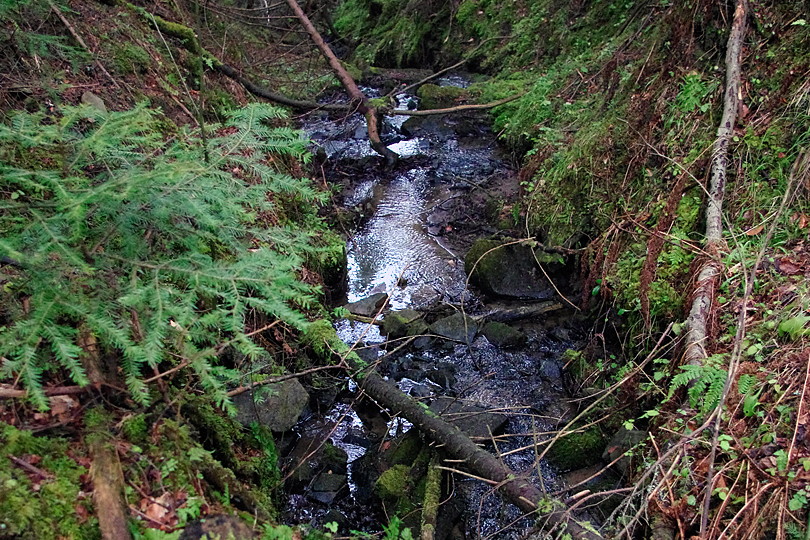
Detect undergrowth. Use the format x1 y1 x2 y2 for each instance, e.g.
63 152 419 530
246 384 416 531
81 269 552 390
0 102 336 409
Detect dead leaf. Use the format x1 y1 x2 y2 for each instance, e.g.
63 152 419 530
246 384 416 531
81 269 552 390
49 395 78 416
144 492 174 524
744 224 765 236
778 259 802 275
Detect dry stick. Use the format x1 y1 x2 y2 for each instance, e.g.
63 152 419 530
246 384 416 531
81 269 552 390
389 94 524 116
7 454 55 479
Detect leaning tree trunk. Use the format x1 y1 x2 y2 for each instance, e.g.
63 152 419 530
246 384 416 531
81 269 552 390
355 368 602 540
284 0 399 165
683 0 747 368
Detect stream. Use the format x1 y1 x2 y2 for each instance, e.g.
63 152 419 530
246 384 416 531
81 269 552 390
282 75 589 538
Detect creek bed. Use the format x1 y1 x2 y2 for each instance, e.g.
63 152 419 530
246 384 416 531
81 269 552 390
282 76 589 538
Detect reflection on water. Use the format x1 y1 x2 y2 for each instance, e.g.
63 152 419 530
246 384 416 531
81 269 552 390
346 168 466 310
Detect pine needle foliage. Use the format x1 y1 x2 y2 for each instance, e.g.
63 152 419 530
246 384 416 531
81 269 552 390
0 102 330 410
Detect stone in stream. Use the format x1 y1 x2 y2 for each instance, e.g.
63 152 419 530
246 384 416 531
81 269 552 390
480 321 527 349
308 472 347 504
429 312 477 343
344 292 388 317
381 308 424 339
429 397 508 440
464 238 555 300
232 379 309 432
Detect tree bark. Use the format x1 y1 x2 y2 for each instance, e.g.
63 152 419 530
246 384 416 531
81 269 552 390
683 0 747 368
355 368 602 539
284 0 399 164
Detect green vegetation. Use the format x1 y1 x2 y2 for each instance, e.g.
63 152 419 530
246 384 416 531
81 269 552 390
0 423 98 539
0 102 333 409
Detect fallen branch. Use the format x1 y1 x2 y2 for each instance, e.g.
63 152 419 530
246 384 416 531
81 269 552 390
682 0 747 369
389 93 523 116
0 384 88 399
226 364 345 397
284 0 398 164
474 301 563 324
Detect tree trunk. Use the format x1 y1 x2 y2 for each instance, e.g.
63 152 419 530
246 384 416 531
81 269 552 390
284 0 399 164
683 0 747 368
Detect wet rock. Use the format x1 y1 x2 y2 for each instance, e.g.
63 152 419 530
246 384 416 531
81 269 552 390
429 312 477 343
344 292 389 317
429 397 508 440
425 362 457 390
481 321 526 349
381 309 424 339
232 379 309 432
308 472 347 504
464 239 553 300
285 438 348 490
603 428 648 477
179 514 255 539
546 426 606 472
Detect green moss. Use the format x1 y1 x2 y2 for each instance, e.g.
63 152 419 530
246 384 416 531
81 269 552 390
416 84 466 109
375 464 411 500
545 427 606 472
0 423 98 539
121 413 149 444
111 42 150 75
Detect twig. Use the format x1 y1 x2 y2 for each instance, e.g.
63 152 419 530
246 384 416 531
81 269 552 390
8 455 55 479
226 364 346 397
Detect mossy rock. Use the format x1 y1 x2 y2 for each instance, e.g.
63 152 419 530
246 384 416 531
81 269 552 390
481 321 526 349
417 84 466 109
464 238 552 300
384 431 423 467
546 427 606 472
375 464 411 500
381 309 424 339
429 312 477 343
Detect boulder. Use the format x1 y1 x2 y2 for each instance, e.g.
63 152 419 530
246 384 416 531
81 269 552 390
602 428 648 477
232 379 309 432
464 239 554 300
481 321 526 349
308 472 347 504
344 292 388 317
417 83 466 109
545 426 606 472
179 514 255 540
429 312 477 343
381 309 424 339
429 397 507 440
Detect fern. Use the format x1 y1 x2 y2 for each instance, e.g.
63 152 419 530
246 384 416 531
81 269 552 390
0 102 334 408
668 356 728 413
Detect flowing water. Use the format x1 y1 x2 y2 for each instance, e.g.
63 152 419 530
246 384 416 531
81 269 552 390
283 76 585 538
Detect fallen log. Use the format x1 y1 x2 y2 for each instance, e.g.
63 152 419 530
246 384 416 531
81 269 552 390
355 367 601 539
682 0 747 369
86 410 132 540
